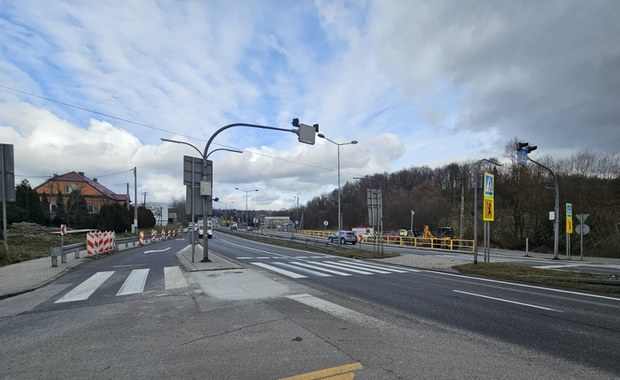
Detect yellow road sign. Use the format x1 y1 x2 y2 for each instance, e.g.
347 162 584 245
566 217 573 234
483 197 494 221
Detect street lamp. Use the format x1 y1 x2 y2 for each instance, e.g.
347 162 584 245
235 187 258 228
318 133 358 249
473 158 502 264
161 138 242 262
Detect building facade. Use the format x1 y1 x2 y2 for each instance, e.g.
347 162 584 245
34 171 129 216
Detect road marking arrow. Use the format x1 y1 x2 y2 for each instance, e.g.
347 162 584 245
144 247 171 254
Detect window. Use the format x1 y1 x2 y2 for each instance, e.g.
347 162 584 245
64 185 79 194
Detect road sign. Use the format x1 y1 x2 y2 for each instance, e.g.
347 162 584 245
60 224 67 236
483 198 494 221
575 213 589 223
483 172 494 198
565 203 573 234
575 224 590 235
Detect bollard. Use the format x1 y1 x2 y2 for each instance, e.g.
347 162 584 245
525 238 529 257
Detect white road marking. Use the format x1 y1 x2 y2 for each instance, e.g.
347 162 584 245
330 261 392 274
291 261 352 276
274 262 331 277
453 290 562 312
305 261 375 275
236 257 254 260
252 262 307 279
349 261 420 273
432 271 620 302
55 271 115 303
117 269 149 296
164 266 189 289
287 294 392 329
144 247 171 254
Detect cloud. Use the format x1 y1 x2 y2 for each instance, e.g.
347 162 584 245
0 1 618 211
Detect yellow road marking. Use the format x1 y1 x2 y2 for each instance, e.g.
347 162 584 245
279 362 363 380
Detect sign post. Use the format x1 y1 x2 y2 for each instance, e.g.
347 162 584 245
575 213 590 261
482 172 495 262
565 203 573 257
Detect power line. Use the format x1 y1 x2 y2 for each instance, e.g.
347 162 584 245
0 84 338 173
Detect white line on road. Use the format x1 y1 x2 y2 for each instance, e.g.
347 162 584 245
117 269 149 296
274 262 332 277
55 271 115 303
252 262 307 279
432 271 620 302
287 294 392 330
144 247 171 254
164 266 189 289
453 290 562 312
305 261 375 275
291 261 353 276
534 264 583 270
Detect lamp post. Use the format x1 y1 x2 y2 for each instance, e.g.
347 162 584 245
235 187 258 228
161 138 242 262
473 158 502 264
318 133 358 249
410 210 415 233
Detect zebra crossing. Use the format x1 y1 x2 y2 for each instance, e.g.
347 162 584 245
55 266 189 303
247 259 420 279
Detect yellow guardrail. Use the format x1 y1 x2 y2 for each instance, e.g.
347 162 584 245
298 230 474 253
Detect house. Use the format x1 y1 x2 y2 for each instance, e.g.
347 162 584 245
34 171 130 215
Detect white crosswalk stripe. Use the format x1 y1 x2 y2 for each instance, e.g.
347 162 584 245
164 266 189 289
56 271 115 303
248 259 416 279
55 266 188 304
117 269 149 296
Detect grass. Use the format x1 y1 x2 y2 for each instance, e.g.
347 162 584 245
455 263 620 295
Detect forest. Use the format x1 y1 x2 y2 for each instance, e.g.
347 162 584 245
280 144 619 258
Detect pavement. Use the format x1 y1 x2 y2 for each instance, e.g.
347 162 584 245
1 239 618 299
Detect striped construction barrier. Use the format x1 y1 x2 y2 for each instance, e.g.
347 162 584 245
87 231 116 255
151 230 157 242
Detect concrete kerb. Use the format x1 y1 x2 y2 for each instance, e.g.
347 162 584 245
175 245 243 272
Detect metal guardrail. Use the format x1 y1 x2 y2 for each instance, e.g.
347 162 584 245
298 229 474 253
50 235 154 267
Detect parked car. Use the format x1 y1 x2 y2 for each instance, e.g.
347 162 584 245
328 230 358 245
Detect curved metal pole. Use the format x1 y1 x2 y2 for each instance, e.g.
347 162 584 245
207 148 243 159
528 157 560 260
203 123 296 159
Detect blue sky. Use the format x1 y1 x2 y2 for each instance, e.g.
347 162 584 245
0 0 618 211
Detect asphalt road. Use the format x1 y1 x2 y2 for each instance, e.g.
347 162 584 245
1 232 619 379
211 232 620 374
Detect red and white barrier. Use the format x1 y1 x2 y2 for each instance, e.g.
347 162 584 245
87 231 116 255
151 230 157 241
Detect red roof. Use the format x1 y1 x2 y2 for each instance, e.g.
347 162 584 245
35 171 129 202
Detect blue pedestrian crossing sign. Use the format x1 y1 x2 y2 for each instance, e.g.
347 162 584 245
483 172 494 198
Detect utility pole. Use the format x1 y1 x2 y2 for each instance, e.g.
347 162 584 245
142 191 148 206
133 167 138 233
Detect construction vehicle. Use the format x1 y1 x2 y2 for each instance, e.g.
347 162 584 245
422 225 456 248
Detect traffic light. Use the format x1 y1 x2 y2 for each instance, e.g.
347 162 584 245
516 142 537 166
516 142 529 152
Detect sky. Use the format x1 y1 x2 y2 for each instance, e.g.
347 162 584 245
1 0 618 212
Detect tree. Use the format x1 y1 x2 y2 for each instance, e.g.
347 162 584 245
53 191 66 226
12 180 45 224
66 189 89 227
98 203 132 232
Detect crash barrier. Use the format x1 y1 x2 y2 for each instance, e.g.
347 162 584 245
297 230 474 253
50 242 85 267
86 231 116 256
50 233 159 267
